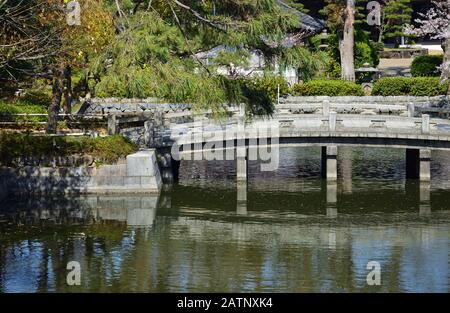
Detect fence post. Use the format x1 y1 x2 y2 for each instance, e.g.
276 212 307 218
107 114 118 135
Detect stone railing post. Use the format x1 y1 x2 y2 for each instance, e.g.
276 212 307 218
237 104 247 182
323 100 330 116
408 102 415 118
422 114 430 134
329 111 337 131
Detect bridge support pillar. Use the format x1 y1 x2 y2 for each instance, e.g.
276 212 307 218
419 181 431 216
322 146 337 181
237 147 248 182
171 156 181 183
406 148 431 181
237 181 247 215
326 181 338 218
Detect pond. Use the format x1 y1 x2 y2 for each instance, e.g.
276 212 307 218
0 147 448 292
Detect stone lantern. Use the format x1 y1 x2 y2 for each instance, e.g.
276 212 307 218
355 62 381 95
318 29 329 51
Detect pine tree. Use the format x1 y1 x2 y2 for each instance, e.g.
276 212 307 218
283 0 308 12
2 0 327 128
383 0 413 46
91 0 325 116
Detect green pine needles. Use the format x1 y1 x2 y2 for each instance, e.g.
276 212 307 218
383 0 413 45
91 1 326 117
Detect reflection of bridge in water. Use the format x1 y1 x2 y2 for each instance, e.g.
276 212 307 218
1 180 448 292
1 175 444 228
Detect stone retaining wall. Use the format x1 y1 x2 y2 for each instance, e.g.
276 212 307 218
379 49 428 59
78 98 191 115
80 96 450 116
0 150 161 197
279 96 449 106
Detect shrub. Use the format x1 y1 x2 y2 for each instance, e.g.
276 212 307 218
371 77 410 96
354 29 380 68
409 77 447 96
291 80 365 96
238 75 289 116
245 75 290 102
411 55 443 77
372 77 449 96
0 134 138 166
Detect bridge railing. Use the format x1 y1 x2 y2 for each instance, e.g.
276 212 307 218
167 113 450 146
104 99 450 148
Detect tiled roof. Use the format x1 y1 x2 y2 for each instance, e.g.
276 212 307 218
277 0 326 32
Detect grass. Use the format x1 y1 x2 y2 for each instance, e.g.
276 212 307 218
0 100 48 118
0 89 50 126
0 133 138 166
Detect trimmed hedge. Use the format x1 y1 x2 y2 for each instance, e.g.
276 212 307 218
411 55 443 77
291 80 365 96
0 134 138 166
372 77 449 96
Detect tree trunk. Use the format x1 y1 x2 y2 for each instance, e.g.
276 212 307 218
340 0 355 82
442 36 450 85
47 69 63 134
63 65 72 115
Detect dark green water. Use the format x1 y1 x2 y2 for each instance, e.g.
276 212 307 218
0 147 448 292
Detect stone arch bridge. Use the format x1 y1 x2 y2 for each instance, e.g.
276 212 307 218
96 96 450 182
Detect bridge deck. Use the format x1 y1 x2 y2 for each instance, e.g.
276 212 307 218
165 115 450 151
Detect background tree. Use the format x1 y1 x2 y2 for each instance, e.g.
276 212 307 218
0 0 58 89
0 0 114 133
2 0 328 132
283 0 308 12
322 0 356 81
405 0 450 85
341 0 356 81
44 0 114 133
91 0 324 116
383 0 413 47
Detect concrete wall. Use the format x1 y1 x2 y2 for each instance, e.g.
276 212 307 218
0 150 162 197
